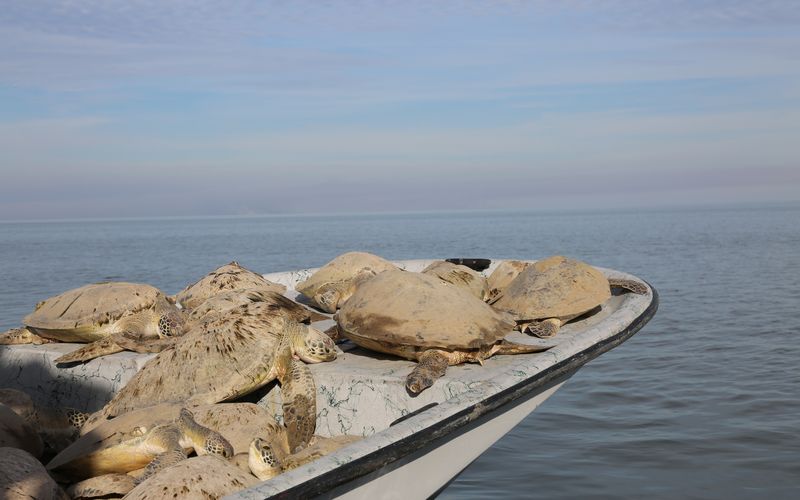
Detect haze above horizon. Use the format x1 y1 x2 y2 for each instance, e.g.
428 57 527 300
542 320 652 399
2 1 799 221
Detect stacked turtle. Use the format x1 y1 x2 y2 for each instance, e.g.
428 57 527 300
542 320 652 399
47 403 359 498
488 255 648 338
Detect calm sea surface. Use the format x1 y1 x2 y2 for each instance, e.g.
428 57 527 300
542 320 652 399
1 206 798 498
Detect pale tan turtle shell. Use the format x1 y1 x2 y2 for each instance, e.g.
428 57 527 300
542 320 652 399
486 260 532 301
0 403 44 458
0 447 68 500
174 261 286 310
491 255 611 322
187 287 325 324
336 270 550 394
0 388 87 457
94 307 326 419
50 403 280 481
421 261 489 300
296 251 398 312
66 473 135 499
337 270 515 352
21 282 174 342
122 455 256 500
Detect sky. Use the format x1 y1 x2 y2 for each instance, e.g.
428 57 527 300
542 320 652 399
1 0 799 220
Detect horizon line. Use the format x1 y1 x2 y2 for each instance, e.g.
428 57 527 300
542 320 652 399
1 200 798 225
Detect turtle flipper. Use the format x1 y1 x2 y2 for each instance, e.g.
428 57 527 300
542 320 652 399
176 408 233 458
135 426 186 485
113 332 177 353
278 359 316 453
525 318 562 338
135 449 187 485
406 350 450 395
0 327 52 345
494 340 553 355
608 278 648 295
55 337 125 364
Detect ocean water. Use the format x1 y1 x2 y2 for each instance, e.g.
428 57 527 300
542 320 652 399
1 205 798 499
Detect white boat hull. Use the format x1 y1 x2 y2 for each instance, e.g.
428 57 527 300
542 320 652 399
335 380 568 499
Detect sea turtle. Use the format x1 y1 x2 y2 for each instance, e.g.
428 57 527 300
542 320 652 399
248 434 361 481
54 402 356 495
173 261 286 310
421 260 489 299
0 282 187 351
485 259 532 302
336 270 552 395
296 251 398 313
55 287 324 364
0 447 68 500
0 388 89 456
48 406 232 483
490 255 649 338
87 303 336 452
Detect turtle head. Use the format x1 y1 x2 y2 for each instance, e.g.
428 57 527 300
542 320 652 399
65 408 90 432
294 326 336 363
157 311 186 338
406 372 437 395
312 282 345 313
248 437 282 480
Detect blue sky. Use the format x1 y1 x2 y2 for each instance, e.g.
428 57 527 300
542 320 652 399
1 1 798 220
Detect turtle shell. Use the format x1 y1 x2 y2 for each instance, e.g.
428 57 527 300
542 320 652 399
296 251 397 300
337 270 515 351
174 261 286 310
66 473 136 499
421 261 488 300
0 403 44 458
96 304 290 419
486 260 532 299
491 256 611 321
122 455 256 500
187 288 323 324
0 447 67 500
23 283 167 338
